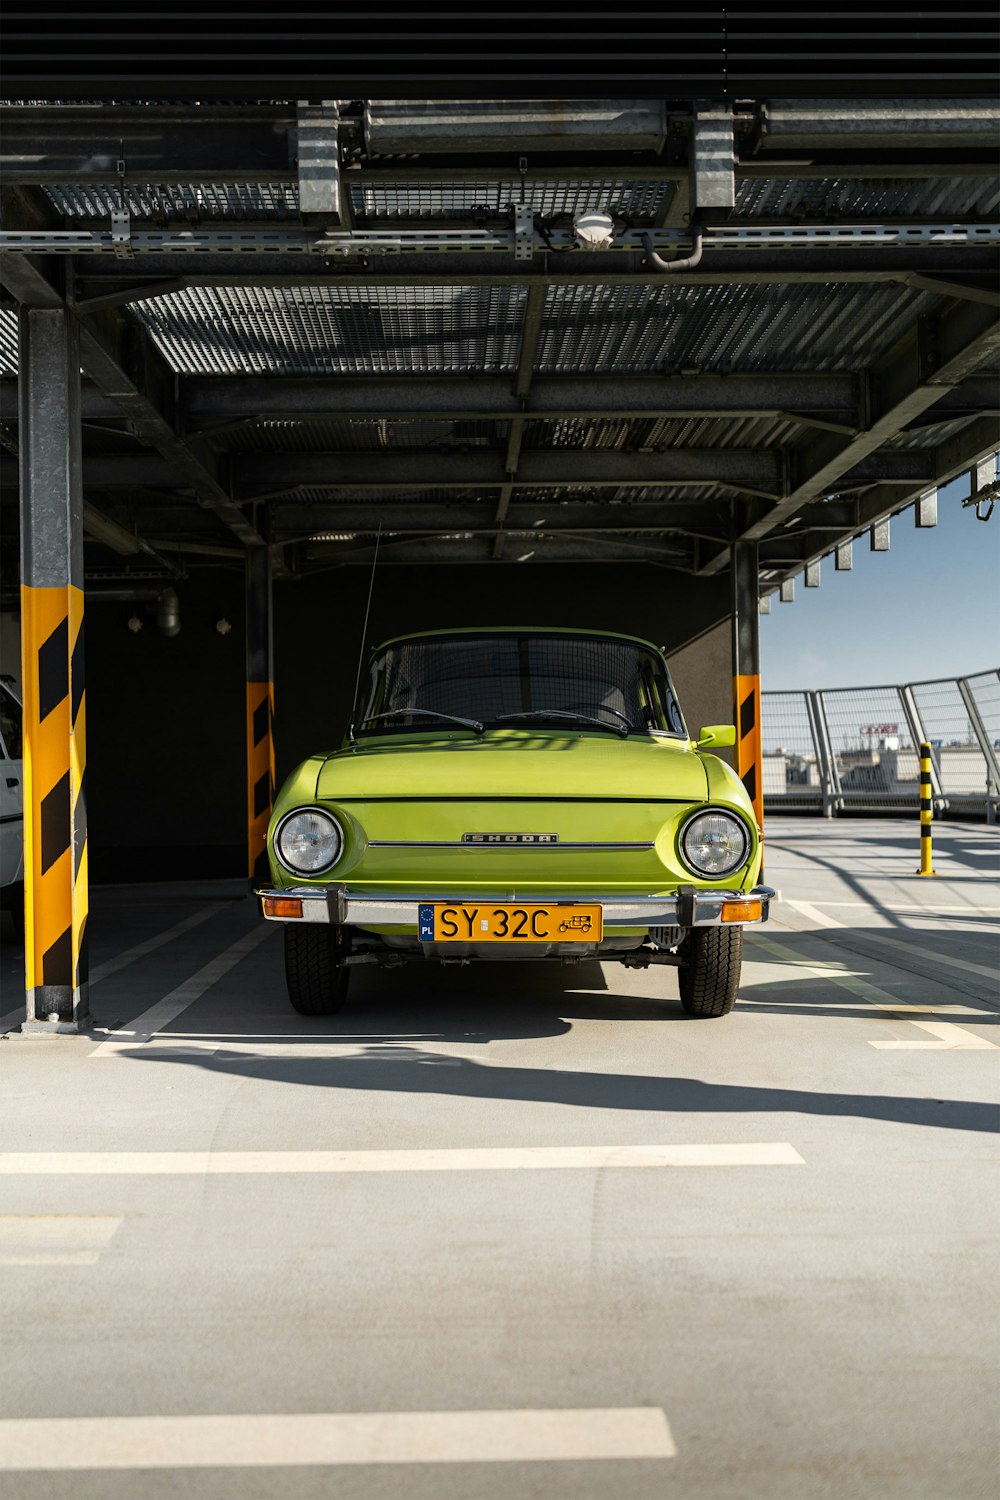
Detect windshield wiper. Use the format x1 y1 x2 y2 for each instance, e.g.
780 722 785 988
360 708 484 734
490 709 629 738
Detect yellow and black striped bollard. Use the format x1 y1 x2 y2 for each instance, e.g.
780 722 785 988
917 741 936 877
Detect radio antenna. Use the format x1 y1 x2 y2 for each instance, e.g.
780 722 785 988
347 523 382 743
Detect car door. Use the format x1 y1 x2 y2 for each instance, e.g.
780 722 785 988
0 681 24 889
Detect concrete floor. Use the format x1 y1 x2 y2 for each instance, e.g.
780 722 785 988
0 818 997 1499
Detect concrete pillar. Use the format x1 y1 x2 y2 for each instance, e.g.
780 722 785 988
18 308 89 1031
245 543 274 884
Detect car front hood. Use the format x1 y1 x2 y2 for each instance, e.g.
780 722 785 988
314 729 709 803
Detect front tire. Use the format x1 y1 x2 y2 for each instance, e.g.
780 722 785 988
284 925 351 1016
677 926 742 1018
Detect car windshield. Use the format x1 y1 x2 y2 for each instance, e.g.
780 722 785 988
354 632 686 737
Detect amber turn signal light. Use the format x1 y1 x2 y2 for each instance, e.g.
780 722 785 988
263 896 303 919
721 899 761 923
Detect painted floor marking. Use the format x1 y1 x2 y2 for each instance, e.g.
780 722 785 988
783 899 1000 982
88 906 220 985
794 902 1000 914
781 899 842 929
90 924 273 1055
0 1143 805 1175
0 1408 677 1470
752 934 997 1050
1 908 225 1033
0 1215 121 1267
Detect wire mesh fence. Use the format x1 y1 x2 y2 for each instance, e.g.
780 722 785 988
762 671 1000 819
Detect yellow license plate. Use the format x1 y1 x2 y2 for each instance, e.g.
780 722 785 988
419 902 603 943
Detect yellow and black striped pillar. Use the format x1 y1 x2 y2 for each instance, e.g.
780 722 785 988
245 543 274 885
731 541 764 837
18 308 89 1029
917 741 937 876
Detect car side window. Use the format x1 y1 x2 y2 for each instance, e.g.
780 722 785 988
0 684 22 759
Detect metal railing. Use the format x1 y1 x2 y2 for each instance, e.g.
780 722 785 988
761 670 1000 820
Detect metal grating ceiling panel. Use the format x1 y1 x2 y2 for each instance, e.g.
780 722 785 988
735 176 1000 219
525 415 803 451
45 183 300 221
274 487 493 507
887 414 982 449
131 286 527 375
512 485 737 506
0 312 17 375
41 175 1000 226
536 283 936 375
353 179 672 223
217 417 507 453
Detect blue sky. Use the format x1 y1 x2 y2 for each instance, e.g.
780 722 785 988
760 474 1000 690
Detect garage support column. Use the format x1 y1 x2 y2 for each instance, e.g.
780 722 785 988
18 307 89 1031
245 543 274 885
731 541 764 837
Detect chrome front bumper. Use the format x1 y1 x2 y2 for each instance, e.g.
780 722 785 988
256 885 776 928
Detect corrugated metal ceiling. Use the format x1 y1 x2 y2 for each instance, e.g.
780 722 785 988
132 286 527 376
128 283 938 380
536 283 935 375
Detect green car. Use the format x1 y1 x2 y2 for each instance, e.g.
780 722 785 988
258 627 774 1019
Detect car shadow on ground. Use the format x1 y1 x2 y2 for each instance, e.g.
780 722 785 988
119 962 999 1137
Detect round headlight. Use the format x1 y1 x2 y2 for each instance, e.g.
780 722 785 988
680 809 750 878
274 808 343 875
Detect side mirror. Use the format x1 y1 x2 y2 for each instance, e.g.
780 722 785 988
696 724 736 750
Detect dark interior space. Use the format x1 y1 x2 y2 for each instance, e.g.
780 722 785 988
81 562 729 880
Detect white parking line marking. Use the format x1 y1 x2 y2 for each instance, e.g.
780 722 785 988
782 899 842 929
752 935 997 1050
0 1408 677 1470
870 1020 995 1051
782 900 999 981
0 1143 805 1175
1 909 236 1033
0 1216 122 1267
783 902 1000 914
90 925 273 1054
89 907 221 985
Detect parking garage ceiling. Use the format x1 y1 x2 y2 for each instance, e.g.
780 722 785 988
1 75 998 596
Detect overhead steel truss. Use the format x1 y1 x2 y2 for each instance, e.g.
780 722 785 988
1 95 998 595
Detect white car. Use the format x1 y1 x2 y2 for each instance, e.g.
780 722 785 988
0 678 23 930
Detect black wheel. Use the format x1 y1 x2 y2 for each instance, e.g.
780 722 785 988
283 925 351 1016
677 926 742 1018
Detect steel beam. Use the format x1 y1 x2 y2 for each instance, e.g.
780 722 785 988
758 412 1000 586
494 282 546 559
74 304 264 549
0 107 297 183
6 372 988 432
62 246 1000 288
0 240 264 550
754 99 1000 151
1 373 864 425
302 535 691 567
17 307 89 1032
699 296 1000 573
5 224 997 258
274 501 737 539
0 448 939 496
364 100 668 154
233 449 782 497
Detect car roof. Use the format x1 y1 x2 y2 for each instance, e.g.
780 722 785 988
371 626 666 655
